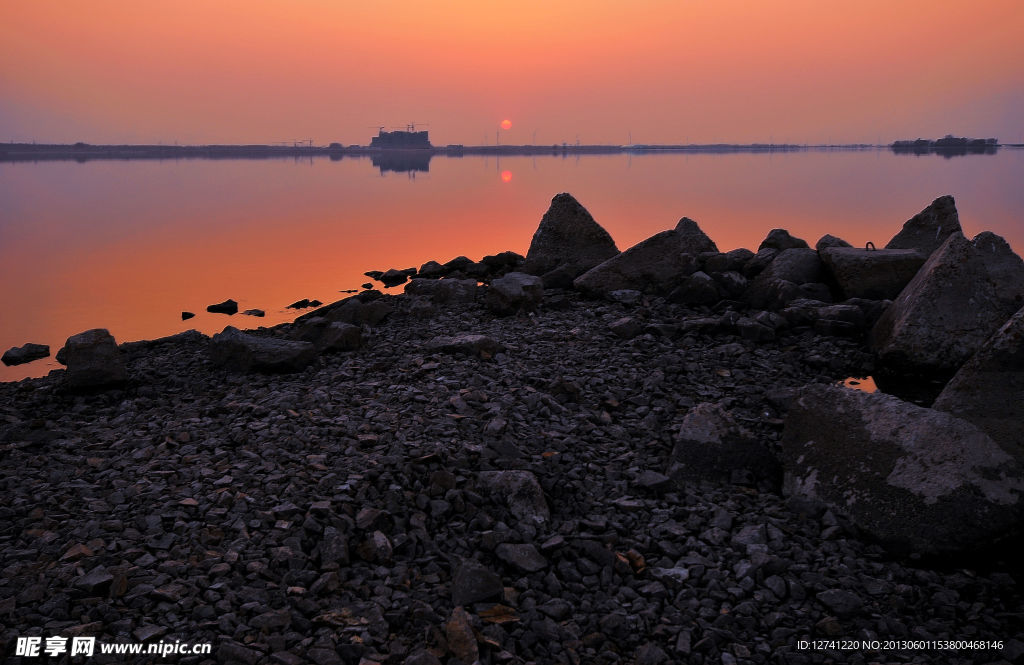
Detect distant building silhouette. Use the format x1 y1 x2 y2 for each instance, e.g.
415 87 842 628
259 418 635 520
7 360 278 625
369 129 432 149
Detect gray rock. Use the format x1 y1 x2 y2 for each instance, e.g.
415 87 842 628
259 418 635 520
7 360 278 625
477 470 550 524
669 402 781 487
871 232 1024 374
609 316 643 339
425 333 503 358
405 277 478 304
933 305 1024 457
63 329 126 389
816 589 864 617
781 384 1024 557
206 298 238 315
705 248 755 273
523 192 619 277
495 543 548 572
301 294 394 327
451 559 503 606
574 217 716 295
820 247 927 300
746 248 824 309
815 234 852 252
886 194 962 256
292 318 362 353
759 228 809 251
486 271 543 314
668 270 720 305
210 326 317 373
2 343 49 366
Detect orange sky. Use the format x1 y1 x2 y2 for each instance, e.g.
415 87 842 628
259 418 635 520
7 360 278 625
2 1 1023 145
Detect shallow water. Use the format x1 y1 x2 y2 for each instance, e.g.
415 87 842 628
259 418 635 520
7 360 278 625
2 148 1023 381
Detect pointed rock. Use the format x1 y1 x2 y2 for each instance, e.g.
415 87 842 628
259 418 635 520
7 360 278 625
574 217 716 295
885 195 962 255
933 305 1024 457
871 232 1024 374
523 193 619 278
820 247 927 300
759 228 808 251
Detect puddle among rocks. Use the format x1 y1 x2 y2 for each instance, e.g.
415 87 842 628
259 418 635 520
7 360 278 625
841 373 951 407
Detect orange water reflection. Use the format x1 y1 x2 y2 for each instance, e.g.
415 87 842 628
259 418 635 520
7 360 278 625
2 150 1022 381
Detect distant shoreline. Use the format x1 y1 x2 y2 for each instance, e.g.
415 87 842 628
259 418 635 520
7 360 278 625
1 141 1015 163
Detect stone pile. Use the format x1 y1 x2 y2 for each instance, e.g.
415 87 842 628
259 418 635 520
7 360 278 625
1 193 1022 665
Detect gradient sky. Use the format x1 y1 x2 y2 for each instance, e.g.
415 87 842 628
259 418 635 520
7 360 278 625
2 0 1022 146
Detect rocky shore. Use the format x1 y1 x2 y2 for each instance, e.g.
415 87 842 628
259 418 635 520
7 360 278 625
1 194 1022 665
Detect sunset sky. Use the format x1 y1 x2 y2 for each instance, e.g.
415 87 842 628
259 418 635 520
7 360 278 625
2 1 1022 146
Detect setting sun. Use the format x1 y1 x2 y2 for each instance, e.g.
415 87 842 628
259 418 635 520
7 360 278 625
500 170 512 182
500 119 512 130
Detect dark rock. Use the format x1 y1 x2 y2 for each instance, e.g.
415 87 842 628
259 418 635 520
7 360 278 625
207 298 239 315
668 271 720 305
747 249 825 309
495 543 548 572
181 311 195 321
871 232 1024 374
815 234 852 252
574 217 715 295
446 606 479 664
609 317 643 339
759 229 809 251
443 255 475 273
742 248 778 278
292 317 362 353
669 402 781 487
886 194 962 256
481 250 525 271
63 329 126 389
781 384 1024 557
451 560 503 606
933 305 1024 457
635 470 671 491
287 298 322 309
705 248 755 273
74 566 114 595
218 642 263 665
820 247 927 300
2 343 49 366
210 326 317 373
523 192 619 277
405 278 479 304
816 589 864 617
425 333 503 358
417 260 447 278
404 649 442 665
243 309 265 317
380 268 412 288
477 470 550 524
302 294 394 327
486 272 544 314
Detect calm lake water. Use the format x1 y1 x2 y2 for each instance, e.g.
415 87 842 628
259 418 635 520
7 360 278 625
2 149 1023 381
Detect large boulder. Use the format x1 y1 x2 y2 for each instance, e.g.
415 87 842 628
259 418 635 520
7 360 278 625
871 232 1024 374
819 247 927 300
669 402 781 487
933 305 1024 458
486 272 543 314
522 193 619 278
210 326 317 373
62 329 126 389
573 217 717 295
782 384 1024 557
885 195 962 256
746 248 826 309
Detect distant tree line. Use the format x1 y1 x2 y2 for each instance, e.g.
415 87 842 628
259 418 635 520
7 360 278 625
891 135 998 156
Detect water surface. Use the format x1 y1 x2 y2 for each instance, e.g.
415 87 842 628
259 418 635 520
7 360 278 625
2 149 1022 381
